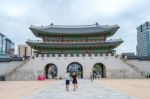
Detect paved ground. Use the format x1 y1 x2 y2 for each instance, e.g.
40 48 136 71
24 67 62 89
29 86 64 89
1 79 149 99
0 80 57 99
95 79 150 99
22 80 137 99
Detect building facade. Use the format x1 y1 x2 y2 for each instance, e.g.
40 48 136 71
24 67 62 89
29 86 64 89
25 23 124 79
0 33 5 54
4 23 149 81
0 33 14 56
6 23 145 80
18 44 34 58
137 22 150 57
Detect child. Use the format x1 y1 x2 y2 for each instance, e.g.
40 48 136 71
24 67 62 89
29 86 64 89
65 71 70 91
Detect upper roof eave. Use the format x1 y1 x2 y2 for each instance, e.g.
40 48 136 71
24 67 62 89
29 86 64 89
29 24 120 37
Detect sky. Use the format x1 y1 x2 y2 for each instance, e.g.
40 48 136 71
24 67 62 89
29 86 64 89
0 0 150 54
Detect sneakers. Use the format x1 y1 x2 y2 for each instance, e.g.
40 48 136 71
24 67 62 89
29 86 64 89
66 88 69 91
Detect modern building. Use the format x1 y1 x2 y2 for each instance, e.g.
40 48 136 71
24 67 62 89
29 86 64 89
18 44 34 59
0 33 5 54
137 22 150 57
0 33 14 56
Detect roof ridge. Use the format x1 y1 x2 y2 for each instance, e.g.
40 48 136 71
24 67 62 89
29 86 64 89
30 24 119 29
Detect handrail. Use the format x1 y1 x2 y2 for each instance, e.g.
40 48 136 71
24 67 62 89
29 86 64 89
5 58 30 77
120 57 145 78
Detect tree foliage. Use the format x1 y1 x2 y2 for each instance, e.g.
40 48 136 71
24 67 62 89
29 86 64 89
93 64 102 72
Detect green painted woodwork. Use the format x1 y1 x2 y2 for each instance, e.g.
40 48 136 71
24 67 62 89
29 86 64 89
37 47 112 54
42 35 105 42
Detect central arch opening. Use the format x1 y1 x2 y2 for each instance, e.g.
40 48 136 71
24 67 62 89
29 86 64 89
45 64 58 79
92 63 106 78
67 62 83 78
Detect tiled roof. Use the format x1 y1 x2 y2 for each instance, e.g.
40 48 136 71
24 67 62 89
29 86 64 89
26 39 123 48
29 23 119 36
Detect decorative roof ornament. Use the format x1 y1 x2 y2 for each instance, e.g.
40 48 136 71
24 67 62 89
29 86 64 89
95 22 99 25
50 23 54 25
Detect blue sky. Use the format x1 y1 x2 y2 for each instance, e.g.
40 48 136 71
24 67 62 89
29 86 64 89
0 0 150 54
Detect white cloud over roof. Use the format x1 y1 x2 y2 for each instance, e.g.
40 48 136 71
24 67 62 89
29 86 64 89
0 0 150 54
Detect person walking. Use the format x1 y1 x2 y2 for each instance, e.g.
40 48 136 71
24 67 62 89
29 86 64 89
92 72 95 80
72 71 78 91
90 72 93 82
65 71 70 91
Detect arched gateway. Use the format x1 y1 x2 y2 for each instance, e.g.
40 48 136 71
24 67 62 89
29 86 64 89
92 63 106 78
67 62 83 78
45 64 58 79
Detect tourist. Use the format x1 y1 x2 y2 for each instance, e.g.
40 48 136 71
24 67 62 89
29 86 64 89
93 72 95 79
72 71 78 91
90 72 93 82
51 72 54 79
65 71 70 91
94 73 97 79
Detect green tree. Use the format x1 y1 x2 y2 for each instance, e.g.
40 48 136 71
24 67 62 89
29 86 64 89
93 64 102 73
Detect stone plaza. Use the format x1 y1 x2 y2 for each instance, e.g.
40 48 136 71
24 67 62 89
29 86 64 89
22 80 137 99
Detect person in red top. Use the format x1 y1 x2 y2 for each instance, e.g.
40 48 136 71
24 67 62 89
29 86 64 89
72 71 78 91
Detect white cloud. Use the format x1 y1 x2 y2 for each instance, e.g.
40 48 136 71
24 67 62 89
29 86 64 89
0 2 28 17
0 0 150 54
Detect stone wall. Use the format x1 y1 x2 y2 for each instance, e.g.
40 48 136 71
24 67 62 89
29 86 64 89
0 61 23 75
6 54 144 80
127 60 150 73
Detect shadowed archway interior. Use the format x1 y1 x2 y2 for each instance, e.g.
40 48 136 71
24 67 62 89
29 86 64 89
93 63 106 78
67 62 83 78
45 64 58 79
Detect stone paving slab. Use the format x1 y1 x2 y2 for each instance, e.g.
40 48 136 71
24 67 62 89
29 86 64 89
22 80 138 99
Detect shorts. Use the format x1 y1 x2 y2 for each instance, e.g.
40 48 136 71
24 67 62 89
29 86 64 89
72 80 77 84
66 80 70 85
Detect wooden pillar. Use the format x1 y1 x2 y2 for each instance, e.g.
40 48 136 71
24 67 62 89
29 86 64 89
86 35 88 42
61 35 64 42
104 35 106 41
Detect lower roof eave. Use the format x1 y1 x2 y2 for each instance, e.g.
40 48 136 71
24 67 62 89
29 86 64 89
26 41 123 49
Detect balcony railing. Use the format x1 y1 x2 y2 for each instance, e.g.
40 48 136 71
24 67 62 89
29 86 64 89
27 39 122 44
33 53 115 58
